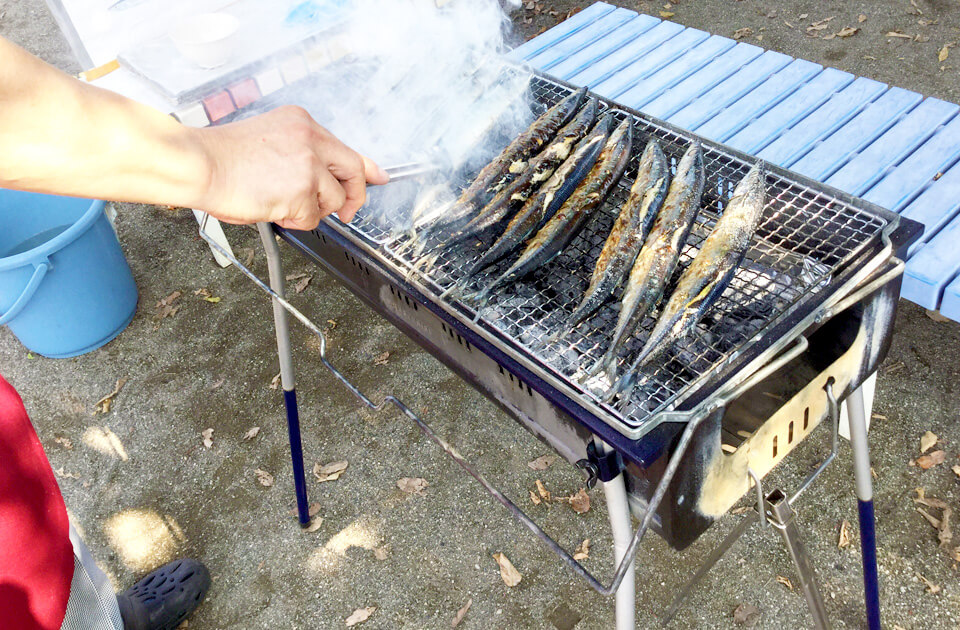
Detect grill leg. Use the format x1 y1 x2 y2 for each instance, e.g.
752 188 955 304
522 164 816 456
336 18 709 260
766 490 831 630
258 223 311 527
846 386 880 630
601 449 635 630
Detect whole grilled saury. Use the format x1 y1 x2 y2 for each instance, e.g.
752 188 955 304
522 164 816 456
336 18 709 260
612 162 766 406
474 117 633 305
592 141 705 380
557 138 669 338
415 87 587 247
442 98 599 247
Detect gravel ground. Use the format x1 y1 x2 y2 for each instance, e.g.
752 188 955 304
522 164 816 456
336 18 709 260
2 1 959 628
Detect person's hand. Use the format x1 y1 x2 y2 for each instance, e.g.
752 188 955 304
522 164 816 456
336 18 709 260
191 106 389 230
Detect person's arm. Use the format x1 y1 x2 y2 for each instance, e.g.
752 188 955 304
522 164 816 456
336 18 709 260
0 37 387 229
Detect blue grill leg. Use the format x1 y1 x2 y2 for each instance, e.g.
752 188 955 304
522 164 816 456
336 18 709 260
846 386 880 630
259 223 311 527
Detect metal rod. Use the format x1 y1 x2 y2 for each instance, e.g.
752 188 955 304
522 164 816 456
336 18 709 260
600 441 635 630
258 223 310 527
198 215 706 596
766 491 831 630
660 511 758 627
790 381 840 506
845 387 881 630
747 468 767 529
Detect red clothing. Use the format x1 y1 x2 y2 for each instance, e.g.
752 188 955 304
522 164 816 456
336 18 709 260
0 375 73 630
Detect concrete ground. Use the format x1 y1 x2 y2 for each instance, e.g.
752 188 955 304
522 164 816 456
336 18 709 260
2 0 959 628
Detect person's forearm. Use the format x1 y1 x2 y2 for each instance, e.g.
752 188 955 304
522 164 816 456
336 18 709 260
0 37 212 208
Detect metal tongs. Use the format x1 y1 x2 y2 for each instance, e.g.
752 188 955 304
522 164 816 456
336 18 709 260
383 161 442 183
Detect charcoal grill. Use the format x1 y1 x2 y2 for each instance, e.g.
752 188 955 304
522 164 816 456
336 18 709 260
200 72 921 628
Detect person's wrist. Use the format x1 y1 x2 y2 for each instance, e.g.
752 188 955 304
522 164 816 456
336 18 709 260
179 125 223 213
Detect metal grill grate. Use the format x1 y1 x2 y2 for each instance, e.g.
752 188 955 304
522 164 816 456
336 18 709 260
329 75 888 435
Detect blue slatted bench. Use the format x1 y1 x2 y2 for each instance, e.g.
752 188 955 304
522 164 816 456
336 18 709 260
509 2 960 322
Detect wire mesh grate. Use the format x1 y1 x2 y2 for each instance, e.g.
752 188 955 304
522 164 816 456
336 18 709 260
332 75 888 435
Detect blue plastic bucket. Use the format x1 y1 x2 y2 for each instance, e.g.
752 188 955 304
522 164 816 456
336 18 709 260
0 190 138 358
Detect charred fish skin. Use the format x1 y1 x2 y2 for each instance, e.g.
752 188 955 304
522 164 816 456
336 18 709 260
476 117 634 304
594 141 705 381
443 98 599 247
613 162 767 407
461 116 613 280
416 87 588 244
559 138 669 337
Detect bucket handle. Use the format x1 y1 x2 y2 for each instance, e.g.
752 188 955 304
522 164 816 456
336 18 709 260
0 260 50 326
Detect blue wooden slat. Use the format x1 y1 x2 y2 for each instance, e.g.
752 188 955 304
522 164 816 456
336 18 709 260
666 50 791 130
900 162 960 256
757 77 887 168
641 43 763 121
507 2 616 62
902 212 960 309
692 59 822 142
591 27 709 99
548 14 660 81
526 8 638 71
615 35 738 108
567 20 688 88
724 68 854 155
862 115 960 211
939 272 960 321
789 88 923 182
825 98 959 196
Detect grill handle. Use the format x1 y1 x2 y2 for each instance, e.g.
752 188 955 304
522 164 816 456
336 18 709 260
819 257 904 321
197 214 714 597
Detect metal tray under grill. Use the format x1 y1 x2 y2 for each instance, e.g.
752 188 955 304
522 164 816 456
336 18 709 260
298 73 904 440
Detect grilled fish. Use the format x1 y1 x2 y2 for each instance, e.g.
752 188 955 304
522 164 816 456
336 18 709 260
472 117 633 306
592 142 705 380
442 98 599 247
611 162 767 407
556 139 669 339
414 87 587 248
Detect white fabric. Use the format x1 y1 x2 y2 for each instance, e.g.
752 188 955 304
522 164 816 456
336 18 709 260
60 524 123 630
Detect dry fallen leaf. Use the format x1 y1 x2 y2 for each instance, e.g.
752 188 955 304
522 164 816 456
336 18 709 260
201 428 214 449
286 272 309 281
288 503 322 518
529 490 541 505
798 13 808 20
838 519 852 549
939 507 952 548
527 454 558 470
886 31 912 39
909 0 923 15
858 14 867 23
806 16 835 33
314 460 349 482
659 10 674 18
373 351 391 366
952 465 960 478
733 27 753 40
573 538 591 560
917 507 941 530
345 607 376 627
568 488 591 514
733 602 761 626
397 477 429 495
373 546 390 560
535 479 551 503
154 291 182 323
776 575 794 591
54 467 80 480
917 572 940 594
54 436 73 450
305 518 323 533
294 276 311 294
240 247 255 268
939 45 950 63
243 426 261 441
920 431 938 454
255 468 274 487
917 450 947 470
207 378 225 391
269 372 281 390
492 552 522 587
451 598 472 628
836 26 858 38
94 377 128 415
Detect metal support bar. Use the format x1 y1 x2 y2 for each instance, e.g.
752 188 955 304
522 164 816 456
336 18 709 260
766 489 831 630
599 440 636 630
258 224 311 527
845 387 881 630
198 215 704 596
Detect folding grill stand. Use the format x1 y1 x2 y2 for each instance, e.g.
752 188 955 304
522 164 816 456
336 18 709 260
202 219 883 630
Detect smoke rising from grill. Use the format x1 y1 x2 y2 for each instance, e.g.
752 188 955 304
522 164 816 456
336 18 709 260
285 0 533 230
